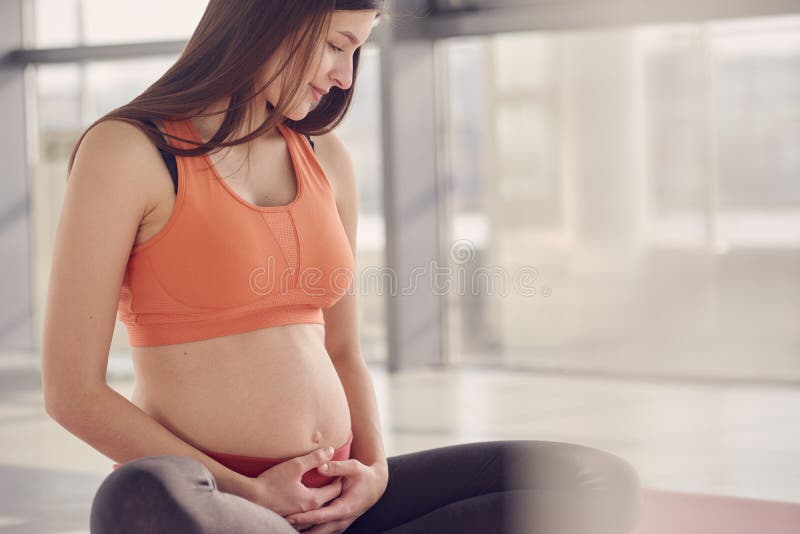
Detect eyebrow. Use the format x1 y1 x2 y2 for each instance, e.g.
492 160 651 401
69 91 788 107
336 31 361 46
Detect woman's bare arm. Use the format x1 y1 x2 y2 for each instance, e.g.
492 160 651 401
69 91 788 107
40 120 258 501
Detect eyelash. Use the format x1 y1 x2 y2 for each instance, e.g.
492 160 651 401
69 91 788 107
329 43 345 54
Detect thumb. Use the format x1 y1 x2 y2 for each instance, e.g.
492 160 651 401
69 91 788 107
297 445 334 471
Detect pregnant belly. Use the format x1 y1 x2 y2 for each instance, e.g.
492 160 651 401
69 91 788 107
129 325 352 460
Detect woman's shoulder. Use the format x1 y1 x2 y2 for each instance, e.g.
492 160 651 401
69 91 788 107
308 130 356 201
79 119 167 167
76 119 176 213
85 118 153 143
306 131 357 213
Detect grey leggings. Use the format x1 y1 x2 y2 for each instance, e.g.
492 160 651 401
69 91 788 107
90 439 641 534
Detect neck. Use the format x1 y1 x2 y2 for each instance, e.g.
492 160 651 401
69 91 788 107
192 97 281 144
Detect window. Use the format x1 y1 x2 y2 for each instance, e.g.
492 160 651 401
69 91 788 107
33 0 207 46
440 16 800 381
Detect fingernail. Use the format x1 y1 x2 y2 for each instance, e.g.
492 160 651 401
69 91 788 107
320 463 329 471
327 446 334 456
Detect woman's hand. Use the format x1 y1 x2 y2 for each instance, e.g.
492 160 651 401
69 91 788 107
285 459 388 533
247 446 344 518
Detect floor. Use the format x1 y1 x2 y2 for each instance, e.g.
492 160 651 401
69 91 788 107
1 352 798 533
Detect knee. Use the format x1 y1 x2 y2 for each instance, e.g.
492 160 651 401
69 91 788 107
90 455 209 534
531 441 639 493
507 441 640 493
582 446 640 501
567 445 642 532
507 441 641 532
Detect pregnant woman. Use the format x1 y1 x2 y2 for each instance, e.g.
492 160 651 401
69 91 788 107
40 1 640 533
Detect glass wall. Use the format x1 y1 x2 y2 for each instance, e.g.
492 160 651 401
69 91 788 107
440 16 800 381
29 1 387 364
33 0 207 47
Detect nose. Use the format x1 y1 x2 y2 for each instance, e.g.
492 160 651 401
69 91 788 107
330 59 353 91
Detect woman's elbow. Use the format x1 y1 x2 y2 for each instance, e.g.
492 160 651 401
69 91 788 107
42 370 105 423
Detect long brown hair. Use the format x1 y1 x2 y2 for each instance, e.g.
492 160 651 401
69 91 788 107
67 0 385 175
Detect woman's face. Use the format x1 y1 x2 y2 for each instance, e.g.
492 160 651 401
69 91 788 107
259 10 380 120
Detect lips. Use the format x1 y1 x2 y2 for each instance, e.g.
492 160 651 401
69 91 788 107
310 85 326 102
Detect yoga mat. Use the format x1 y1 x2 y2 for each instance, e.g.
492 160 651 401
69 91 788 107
632 489 800 534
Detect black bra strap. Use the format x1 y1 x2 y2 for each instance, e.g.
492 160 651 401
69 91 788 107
140 118 179 195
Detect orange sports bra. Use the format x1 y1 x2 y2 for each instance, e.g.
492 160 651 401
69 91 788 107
116 117 355 347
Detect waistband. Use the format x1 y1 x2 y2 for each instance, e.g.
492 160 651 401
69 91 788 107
201 430 354 488
111 430 354 489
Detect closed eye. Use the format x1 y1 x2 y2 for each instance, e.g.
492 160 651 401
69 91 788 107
329 43 345 53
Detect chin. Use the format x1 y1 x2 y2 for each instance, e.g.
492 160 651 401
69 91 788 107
285 108 310 121
267 98 309 120
263 97 310 121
